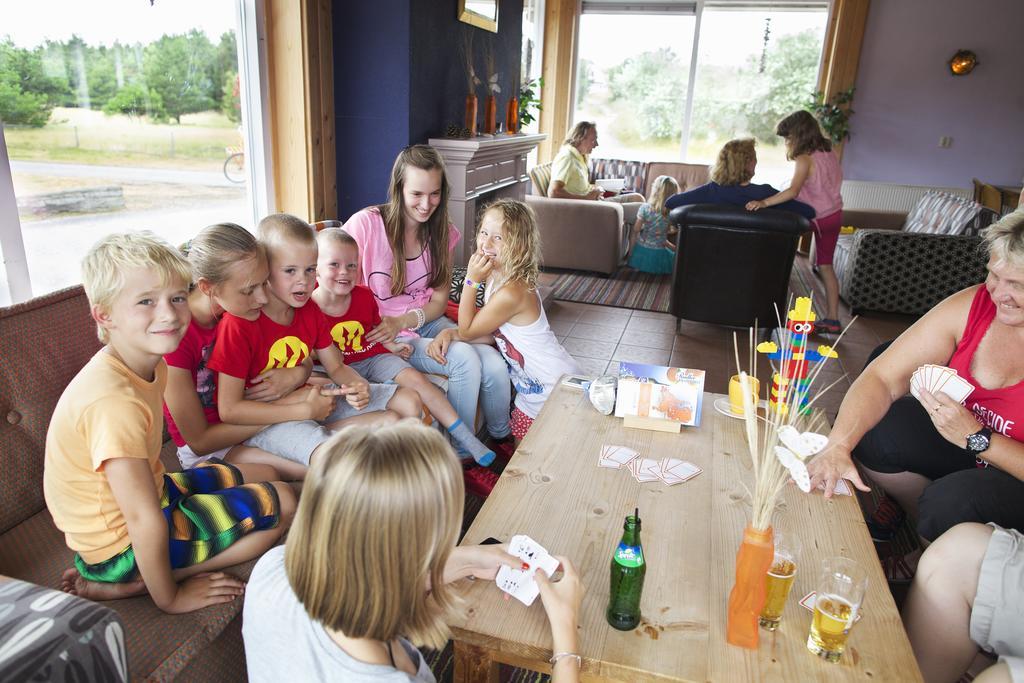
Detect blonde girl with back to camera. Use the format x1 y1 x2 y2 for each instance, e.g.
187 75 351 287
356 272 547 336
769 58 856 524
241 420 585 682
627 174 681 274
445 199 582 443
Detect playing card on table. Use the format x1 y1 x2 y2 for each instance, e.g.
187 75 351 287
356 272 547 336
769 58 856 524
816 478 853 496
633 458 662 482
799 591 862 621
495 535 560 606
599 444 638 469
659 458 702 484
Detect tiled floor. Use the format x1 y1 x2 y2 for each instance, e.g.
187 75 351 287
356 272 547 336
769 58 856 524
541 274 918 422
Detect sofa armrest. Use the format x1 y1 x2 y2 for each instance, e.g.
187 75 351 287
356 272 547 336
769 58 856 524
525 195 625 274
842 209 907 231
0 575 128 681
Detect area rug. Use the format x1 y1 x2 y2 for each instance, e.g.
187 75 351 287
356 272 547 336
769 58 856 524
546 255 822 314
546 267 671 313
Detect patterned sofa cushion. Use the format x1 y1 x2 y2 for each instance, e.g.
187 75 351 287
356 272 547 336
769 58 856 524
904 191 983 235
834 230 987 315
529 163 553 196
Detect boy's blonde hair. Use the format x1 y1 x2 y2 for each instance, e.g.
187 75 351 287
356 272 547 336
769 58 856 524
983 209 1024 270
710 138 757 186
480 199 542 290
316 227 358 252
648 175 681 217
81 231 192 343
183 222 264 287
257 213 316 259
284 421 464 650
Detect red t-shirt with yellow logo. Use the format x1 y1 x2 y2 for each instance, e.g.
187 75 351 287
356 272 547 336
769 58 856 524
208 302 333 386
322 285 391 365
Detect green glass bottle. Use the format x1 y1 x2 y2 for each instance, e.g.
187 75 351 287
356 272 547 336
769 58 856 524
606 508 646 631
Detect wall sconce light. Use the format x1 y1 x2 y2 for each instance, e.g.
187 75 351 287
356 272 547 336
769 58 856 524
949 50 978 76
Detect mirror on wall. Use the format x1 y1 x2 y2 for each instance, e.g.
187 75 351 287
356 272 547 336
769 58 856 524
458 0 498 32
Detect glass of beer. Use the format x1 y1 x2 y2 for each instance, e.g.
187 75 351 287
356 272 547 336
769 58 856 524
807 557 868 662
759 530 801 630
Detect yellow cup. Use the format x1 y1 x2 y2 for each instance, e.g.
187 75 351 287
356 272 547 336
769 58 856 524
728 375 761 415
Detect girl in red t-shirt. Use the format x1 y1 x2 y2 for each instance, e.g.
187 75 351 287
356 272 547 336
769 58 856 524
164 223 323 480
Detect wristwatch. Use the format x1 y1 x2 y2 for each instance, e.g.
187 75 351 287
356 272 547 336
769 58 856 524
965 426 992 454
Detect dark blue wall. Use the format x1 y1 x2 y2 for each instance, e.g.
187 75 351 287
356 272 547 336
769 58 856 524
333 0 411 219
333 0 523 219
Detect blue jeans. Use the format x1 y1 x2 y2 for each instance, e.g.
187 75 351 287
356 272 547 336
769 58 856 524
407 316 512 439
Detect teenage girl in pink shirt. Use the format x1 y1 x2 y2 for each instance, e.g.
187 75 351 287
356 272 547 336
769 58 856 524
747 110 844 334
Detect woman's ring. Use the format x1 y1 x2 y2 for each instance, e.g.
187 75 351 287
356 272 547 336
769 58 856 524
933 405 942 414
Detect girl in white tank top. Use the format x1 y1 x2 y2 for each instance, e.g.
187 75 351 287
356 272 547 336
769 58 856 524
451 200 581 442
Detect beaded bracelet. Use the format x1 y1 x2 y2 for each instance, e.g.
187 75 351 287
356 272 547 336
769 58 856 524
463 277 480 289
549 652 581 668
411 307 426 330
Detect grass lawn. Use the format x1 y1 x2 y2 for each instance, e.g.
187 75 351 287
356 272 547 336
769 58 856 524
5 107 239 172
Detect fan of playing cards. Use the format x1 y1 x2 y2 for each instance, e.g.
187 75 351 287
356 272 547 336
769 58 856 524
598 444 702 486
495 535 561 606
910 364 974 404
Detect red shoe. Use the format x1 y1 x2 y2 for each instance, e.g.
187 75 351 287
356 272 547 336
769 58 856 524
463 464 499 498
488 436 517 464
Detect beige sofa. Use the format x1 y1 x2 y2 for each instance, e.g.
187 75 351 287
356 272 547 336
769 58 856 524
526 160 711 275
527 163 627 275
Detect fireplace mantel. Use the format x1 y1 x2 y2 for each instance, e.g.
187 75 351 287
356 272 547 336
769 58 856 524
428 133 546 265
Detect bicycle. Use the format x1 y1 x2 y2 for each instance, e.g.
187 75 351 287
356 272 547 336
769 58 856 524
223 146 246 184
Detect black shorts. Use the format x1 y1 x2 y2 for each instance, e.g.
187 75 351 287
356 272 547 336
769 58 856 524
853 395 1024 541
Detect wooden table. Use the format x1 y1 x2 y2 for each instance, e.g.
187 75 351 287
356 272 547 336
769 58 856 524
450 385 923 682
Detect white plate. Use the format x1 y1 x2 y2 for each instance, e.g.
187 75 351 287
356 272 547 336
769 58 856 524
595 178 626 192
713 397 767 420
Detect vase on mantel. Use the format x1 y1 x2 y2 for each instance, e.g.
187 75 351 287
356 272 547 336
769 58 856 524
483 95 497 135
505 97 518 134
465 95 478 137
725 524 774 649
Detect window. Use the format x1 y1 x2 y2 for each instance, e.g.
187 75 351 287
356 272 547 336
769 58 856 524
0 0 269 304
575 2 828 185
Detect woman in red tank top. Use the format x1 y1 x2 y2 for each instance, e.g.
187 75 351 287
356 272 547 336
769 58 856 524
808 211 1024 544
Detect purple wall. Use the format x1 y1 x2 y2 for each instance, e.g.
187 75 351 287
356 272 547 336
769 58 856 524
842 0 1024 189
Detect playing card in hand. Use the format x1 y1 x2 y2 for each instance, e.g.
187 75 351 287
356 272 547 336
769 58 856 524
495 535 560 606
910 364 974 403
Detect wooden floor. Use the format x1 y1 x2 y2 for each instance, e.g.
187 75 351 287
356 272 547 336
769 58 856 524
538 260 918 421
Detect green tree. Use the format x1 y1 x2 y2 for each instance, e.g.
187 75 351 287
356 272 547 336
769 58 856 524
212 31 237 108
607 47 685 141
103 82 166 120
740 30 822 141
143 31 216 123
0 39 69 126
222 70 240 123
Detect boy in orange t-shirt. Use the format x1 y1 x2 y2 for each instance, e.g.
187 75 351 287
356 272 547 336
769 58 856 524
43 232 295 613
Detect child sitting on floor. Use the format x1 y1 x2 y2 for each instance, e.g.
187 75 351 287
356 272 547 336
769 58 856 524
44 232 295 613
242 421 584 682
449 199 581 443
312 227 495 465
207 214 422 469
627 174 680 274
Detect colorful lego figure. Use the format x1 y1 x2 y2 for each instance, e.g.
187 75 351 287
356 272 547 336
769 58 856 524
755 297 838 414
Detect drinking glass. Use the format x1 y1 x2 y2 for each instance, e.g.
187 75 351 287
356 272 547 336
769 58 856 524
758 530 801 630
807 557 868 662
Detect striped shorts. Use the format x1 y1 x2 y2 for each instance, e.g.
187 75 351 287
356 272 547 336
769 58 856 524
74 461 280 583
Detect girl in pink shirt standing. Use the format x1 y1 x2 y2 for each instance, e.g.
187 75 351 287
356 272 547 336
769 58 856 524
747 110 844 334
